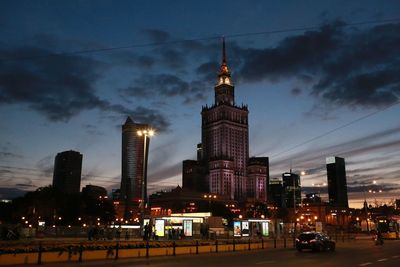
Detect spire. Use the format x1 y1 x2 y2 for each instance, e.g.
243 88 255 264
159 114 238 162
222 37 227 64
217 37 232 86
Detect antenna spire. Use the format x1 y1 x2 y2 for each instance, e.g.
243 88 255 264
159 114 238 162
222 36 226 64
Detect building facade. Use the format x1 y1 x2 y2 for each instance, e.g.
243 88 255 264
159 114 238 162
247 157 269 202
52 150 82 194
120 116 150 218
182 40 268 202
282 172 301 208
326 156 349 208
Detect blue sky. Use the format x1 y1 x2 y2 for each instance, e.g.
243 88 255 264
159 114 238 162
0 0 399 208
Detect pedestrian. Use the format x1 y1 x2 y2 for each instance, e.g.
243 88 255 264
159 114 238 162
143 223 149 241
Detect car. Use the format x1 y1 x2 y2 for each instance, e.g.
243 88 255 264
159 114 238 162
295 232 335 252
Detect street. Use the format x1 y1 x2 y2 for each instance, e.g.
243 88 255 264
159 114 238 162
8 239 399 267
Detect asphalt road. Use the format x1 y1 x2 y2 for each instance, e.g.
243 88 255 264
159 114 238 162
7 239 400 267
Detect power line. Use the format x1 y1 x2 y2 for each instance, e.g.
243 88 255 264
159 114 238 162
1 17 399 63
271 100 400 158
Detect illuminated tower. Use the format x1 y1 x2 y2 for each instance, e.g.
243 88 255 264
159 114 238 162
201 39 249 200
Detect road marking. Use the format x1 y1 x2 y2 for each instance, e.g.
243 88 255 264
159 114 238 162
377 258 388 262
392 255 400 258
255 260 276 265
359 263 372 266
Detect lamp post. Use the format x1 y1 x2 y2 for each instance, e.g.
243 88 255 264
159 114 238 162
137 129 154 235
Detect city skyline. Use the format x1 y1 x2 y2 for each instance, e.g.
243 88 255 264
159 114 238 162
0 0 399 208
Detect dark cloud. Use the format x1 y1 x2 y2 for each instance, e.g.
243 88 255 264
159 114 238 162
83 124 104 136
237 21 400 108
291 87 302 96
0 46 106 121
0 45 170 131
120 73 208 105
141 29 172 43
196 61 219 81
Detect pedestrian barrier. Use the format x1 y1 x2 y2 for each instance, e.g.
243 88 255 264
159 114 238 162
0 235 354 266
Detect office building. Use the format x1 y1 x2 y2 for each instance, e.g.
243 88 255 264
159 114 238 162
282 172 301 208
247 157 269 202
120 116 150 218
52 150 82 194
326 156 349 208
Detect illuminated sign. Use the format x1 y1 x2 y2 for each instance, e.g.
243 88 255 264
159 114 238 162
262 222 269 236
155 219 165 237
242 221 249 237
183 220 193 237
233 221 241 237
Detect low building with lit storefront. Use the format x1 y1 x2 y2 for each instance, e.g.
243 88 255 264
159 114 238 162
149 186 237 215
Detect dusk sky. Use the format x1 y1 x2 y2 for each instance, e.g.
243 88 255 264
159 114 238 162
0 0 399 208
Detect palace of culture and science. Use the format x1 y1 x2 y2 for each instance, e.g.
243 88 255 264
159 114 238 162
182 40 269 202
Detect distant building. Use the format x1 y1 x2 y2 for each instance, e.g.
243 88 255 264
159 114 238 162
182 160 207 193
326 156 349 208
282 172 301 208
120 116 150 219
82 185 107 200
268 177 284 207
52 150 82 194
247 157 269 202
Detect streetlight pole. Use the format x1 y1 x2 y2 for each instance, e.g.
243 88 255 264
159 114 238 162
137 129 154 236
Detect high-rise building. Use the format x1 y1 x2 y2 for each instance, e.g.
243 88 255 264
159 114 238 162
247 157 269 202
201 39 249 200
182 160 207 193
52 150 82 194
282 172 301 208
120 117 150 218
326 156 348 208
268 177 284 207
182 40 275 202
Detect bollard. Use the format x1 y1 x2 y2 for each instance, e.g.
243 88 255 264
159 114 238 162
196 240 199 254
261 238 264 249
233 239 236 252
115 242 119 260
284 237 286 248
78 243 83 263
37 242 42 265
173 241 176 256
248 238 251 250
274 238 277 248
146 241 149 258
215 240 218 253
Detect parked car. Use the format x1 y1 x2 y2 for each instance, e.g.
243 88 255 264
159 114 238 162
295 232 335 252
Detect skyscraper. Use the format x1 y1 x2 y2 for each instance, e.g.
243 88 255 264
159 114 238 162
282 172 301 208
120 117 150 218
326 156 349 208
52 150 82 194
201 39 249 200
247 157 269 202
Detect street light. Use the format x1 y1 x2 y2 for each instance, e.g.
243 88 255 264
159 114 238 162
137 128 154 234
